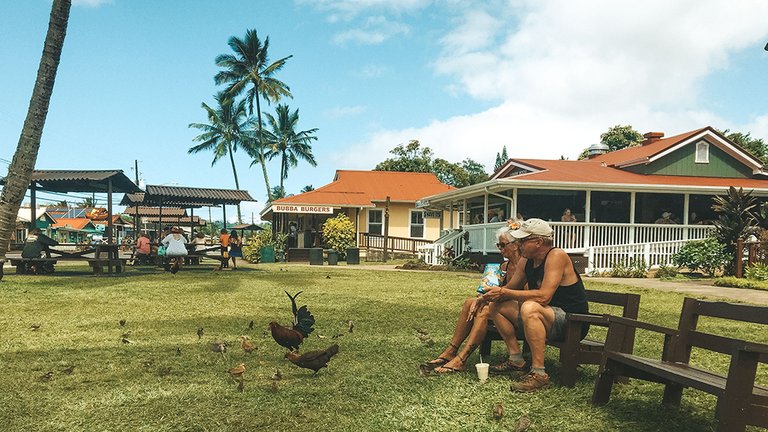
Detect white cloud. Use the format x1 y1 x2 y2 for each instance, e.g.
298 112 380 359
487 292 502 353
332 16 410 45
326 105 366 119
342 0 768 172
298 0 431 22
72 0 111 7
355 64 388 78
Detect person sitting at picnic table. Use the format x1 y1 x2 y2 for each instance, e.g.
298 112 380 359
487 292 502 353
21 228 59 274
219 228 230 269
228 229 243 270
161 226 188 274
425 222 521 374
481 218 589 392
190 231 207 252
133 233 151 265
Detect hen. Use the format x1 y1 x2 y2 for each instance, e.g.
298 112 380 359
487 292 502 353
285 344 339 374
269 291 315 351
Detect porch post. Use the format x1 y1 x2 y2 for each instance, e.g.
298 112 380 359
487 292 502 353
683 194 690 240
483 190 489 223
512 188 518 219
463 199 467 226
30 182 37 230
629 191 636 245
583 191 591 250
449 200 454 229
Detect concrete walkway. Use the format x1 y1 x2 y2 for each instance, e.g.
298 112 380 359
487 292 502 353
587 277 768 305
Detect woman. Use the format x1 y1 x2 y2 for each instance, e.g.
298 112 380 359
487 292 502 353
161 227 188 274
228 229 243 270
426 222 522 373
561 208 577 222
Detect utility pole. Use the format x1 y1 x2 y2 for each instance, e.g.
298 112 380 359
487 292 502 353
383 196 390 262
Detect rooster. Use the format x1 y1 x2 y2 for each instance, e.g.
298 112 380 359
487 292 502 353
269 291 315 351
285 344 339 374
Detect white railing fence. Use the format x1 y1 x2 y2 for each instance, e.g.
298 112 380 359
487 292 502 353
587 239 690 272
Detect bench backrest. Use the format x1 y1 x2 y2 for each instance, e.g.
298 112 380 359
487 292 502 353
675 297 768 362
585 289 641 318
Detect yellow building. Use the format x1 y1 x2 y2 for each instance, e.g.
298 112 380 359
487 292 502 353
260 170 455 255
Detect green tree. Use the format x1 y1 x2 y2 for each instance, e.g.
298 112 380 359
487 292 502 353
214 29 292 201
0 0 71 280
722 129 767 164
578 125 644 159
188 92 249 222
262 104 318 192
301 185 314 193
374 140 433 172
461 159 489 184
77 197 95 208
270 185 287 201
494 145 508 172
712 186 759 276
432 158 469 187
52 200 68 208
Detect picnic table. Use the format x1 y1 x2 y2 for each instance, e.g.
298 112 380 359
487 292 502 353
9 243 127 275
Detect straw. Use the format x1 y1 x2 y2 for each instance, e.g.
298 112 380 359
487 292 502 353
479 353 483 364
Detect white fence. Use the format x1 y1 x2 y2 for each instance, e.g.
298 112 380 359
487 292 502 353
419 221 715 270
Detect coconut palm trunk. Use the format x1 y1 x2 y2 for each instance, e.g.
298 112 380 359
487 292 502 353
0 0 71 281
227 142 243 223
254 93 272 201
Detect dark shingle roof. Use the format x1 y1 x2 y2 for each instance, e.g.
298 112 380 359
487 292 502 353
121 185 256 207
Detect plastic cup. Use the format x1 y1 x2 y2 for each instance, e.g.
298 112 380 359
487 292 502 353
475 362 489 382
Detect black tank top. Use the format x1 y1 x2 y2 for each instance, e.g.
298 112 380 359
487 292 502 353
524 248 589 314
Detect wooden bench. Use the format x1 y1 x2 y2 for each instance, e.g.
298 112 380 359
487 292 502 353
88 259 127 274
592 297 768 432
480 289 641 387
10 258 58 274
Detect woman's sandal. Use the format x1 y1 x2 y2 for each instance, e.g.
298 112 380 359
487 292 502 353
423 343 460 370
433 353 468 374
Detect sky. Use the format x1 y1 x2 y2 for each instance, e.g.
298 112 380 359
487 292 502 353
2 0 768 223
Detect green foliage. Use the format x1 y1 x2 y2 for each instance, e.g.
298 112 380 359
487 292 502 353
374 140 488 187
241 226 286 263
322 213 355 258
608 258 648 278
671 238 729 277
654 264 679 279
712 187 759 275
262 104 318 191
722 129 768 164
744 262 768 281
494 145 508 171
714 276 768 291
579 124 644 160
300 184 314 193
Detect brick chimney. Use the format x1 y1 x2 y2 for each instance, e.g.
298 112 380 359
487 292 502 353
642 132 664 145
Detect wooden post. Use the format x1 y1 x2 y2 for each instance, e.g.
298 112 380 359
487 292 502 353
107 178 114 244
383 196 390 262
736 238 744 278
30 182 37 232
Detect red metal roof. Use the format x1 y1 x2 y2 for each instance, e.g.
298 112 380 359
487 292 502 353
51 218 95 230
270 170 455 207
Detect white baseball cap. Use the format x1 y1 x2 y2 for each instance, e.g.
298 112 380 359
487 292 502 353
510 218 553 239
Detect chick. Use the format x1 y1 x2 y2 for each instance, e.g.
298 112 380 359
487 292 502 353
271 368 282 381
61 365 75 375
515 415 532 432
211 340 228 353
121 337 134 344
119 319 126 327
197 327 204 339
175 347 182 356
239 336 256 354
229 363 246 380
40 371 53 382
492 403 504 420
347 320 354 333
248 320 254 330
30 323 41 331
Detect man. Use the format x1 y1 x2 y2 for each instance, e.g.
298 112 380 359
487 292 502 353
21 228 59 274
478 218 589 392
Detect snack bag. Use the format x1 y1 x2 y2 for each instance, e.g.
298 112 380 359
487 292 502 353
477 263 502 293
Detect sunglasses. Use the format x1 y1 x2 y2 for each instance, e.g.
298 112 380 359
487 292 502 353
496 241 512 249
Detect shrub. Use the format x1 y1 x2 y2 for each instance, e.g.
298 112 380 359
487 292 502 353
712 186 759 275
713 276 768 291
671 237 729 277
242 227 287 263
744 262 768 281
609 258 648 278
655 264 679 279
322 213 356 258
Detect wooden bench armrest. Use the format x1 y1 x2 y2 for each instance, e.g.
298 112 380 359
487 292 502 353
734 340 768 355
606 315 679 336
566 313 609 325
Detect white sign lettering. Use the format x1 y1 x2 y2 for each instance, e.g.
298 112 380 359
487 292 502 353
273 205 334 214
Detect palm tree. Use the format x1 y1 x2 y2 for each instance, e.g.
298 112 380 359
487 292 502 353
214 29 292 201
0 0 71 280
188 92 249 222
262 105 318 191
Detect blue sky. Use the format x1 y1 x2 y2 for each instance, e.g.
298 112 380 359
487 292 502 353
2 0 768 222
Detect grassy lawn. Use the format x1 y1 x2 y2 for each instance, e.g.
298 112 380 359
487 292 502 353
1 263 766 431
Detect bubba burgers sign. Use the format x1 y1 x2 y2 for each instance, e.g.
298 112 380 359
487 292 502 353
273 205 334 214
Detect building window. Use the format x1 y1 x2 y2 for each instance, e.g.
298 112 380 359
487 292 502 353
410 210 425 238
695 141 709 163
367 209 383 235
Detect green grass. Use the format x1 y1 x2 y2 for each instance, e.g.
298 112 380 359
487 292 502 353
1 263 766 431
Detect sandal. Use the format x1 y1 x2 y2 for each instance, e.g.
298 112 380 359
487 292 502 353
433 365 465 374
490 358 528 374
423 342 460 370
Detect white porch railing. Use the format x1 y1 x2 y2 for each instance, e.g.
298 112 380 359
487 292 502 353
587 240 692 272
419 221 715 269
